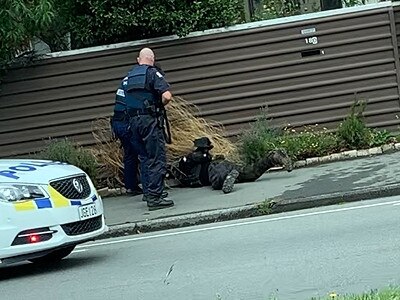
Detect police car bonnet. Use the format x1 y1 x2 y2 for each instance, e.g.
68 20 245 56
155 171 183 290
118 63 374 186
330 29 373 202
0 159 86 184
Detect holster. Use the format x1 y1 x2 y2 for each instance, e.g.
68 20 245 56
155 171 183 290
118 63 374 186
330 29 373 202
110 118 116 141
159 109 172 144
112 110 128 121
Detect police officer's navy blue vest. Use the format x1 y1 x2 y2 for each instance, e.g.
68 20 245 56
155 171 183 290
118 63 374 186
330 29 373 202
122 65 158 110
114 82 126 112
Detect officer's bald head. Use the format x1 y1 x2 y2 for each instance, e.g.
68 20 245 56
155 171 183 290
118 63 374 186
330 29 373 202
137 48 155 66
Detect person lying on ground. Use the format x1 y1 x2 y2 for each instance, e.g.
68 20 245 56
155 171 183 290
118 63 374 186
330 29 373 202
168 136 293 194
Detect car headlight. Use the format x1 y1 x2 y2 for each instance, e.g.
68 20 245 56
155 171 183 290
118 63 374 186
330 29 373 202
0 185 46 202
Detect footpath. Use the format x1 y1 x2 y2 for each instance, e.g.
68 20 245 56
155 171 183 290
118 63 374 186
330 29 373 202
98 149 400 239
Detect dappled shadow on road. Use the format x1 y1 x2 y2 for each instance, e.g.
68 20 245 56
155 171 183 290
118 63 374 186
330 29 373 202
0 255 105 281
280 162 388 200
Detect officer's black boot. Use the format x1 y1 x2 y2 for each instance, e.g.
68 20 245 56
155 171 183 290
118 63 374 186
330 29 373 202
126 186 143 196
222 169 240 194
146 195 174 211
142 191 168 202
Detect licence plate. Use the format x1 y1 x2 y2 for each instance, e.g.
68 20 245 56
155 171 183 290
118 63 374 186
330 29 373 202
78 203 98 221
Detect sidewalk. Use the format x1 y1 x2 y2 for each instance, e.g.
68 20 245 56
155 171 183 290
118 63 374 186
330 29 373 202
100 151 400 238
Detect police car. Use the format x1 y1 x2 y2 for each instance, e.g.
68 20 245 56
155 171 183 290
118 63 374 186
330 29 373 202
0 159 108 265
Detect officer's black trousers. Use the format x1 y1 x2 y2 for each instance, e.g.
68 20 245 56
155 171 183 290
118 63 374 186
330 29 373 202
111 117 141 190
129 115 166 197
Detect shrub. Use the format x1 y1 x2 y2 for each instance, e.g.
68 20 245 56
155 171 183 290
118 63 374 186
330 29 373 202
280 106 393 161
252 0 302 21
312 286 400 299
35 138 99 184
238 99 396 166
279 126 339 160
70 0 245 49
337 99 371 149
238 110 340 164
237 108 281 164
238 113 340 163
369 128 393 147
0 0 56 73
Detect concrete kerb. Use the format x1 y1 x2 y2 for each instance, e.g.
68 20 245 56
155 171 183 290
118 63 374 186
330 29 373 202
97 182 400 240
294 143 400 169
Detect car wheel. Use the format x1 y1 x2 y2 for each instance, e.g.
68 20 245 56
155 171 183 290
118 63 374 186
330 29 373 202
29 245 76 264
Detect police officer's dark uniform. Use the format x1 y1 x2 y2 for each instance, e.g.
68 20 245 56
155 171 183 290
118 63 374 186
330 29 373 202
121 63 174 210
110 80 146 196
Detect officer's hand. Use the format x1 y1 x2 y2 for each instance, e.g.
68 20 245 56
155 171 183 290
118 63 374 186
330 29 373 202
161 91 171 105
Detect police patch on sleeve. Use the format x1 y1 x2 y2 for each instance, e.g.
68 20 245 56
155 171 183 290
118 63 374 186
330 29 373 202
116 89 125 97
156 71 163 78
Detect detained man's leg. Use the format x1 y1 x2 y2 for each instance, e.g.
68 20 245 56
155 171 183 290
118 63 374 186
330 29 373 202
208 161 239 194
208 161 227 190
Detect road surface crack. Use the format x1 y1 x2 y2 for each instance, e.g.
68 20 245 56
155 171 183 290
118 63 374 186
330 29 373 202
164 262 176 285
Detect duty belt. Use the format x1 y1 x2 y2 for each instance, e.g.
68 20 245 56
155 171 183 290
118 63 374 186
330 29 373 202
112 110 128 121
127 107 161 117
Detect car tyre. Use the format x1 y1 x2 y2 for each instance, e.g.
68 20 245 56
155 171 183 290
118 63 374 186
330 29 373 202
29 245 76 264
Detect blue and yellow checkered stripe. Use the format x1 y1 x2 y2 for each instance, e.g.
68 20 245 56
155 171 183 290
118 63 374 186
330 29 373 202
13 185 98 211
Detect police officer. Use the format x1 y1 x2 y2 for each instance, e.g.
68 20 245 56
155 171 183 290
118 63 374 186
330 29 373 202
121 47 174 211
110 80 145 196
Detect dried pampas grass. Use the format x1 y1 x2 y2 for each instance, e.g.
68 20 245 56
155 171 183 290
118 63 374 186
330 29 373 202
90 118 124 187
166 96 239 162
90 96 240 188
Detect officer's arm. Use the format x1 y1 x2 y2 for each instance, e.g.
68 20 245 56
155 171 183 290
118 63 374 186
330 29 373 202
153 69 173 106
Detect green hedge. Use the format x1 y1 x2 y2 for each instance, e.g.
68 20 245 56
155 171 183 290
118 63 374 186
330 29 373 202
1 0 245 74
69 0 245 49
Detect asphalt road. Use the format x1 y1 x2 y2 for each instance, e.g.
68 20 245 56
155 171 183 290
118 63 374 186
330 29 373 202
1 197 400 300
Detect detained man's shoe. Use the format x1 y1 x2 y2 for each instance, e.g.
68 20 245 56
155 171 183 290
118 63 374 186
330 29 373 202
147 196 174 211
222 169 239 194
